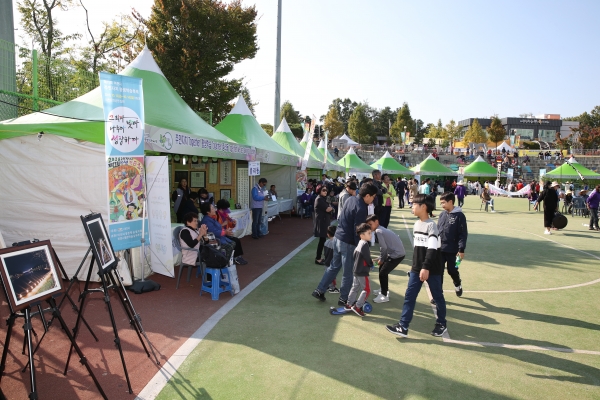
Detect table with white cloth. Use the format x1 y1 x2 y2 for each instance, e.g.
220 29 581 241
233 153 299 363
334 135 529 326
171 209 252 267
266 198 294 220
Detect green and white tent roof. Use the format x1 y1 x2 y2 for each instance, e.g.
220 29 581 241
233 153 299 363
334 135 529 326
411 154 457 176
215 96 297 166
271 118 321 169
338 133 358 145
317 140 343 172
370 151 413 175
545 157 600 180
463 155 502 177
299 133 340 172
337 147 374 173
0 46 255 160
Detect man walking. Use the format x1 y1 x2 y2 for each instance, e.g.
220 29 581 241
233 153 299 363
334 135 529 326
396 177 407 209
312 184 378 304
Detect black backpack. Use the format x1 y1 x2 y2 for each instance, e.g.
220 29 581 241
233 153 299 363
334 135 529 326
201 245 229 269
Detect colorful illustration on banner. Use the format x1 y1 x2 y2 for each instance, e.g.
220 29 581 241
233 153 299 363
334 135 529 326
296 170 307 191
108 156 145 222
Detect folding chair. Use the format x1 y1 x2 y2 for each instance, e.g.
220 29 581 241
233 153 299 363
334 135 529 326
172 225 204 289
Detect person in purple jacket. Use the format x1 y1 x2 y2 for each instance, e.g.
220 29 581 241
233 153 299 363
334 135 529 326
453 181 467 207
586 184 600 231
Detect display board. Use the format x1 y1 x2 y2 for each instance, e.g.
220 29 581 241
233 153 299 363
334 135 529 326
237 168 249 207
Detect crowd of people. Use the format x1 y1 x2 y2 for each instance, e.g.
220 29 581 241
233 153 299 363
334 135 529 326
310 170 469 338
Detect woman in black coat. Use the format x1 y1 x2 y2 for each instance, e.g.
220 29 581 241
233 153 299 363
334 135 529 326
314 185 333 265
534 181 559 235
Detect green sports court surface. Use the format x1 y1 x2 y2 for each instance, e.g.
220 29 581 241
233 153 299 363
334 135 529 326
154 195 600 399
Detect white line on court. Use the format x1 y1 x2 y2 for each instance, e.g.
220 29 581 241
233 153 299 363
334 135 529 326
135 237 316 400
399 214 598 353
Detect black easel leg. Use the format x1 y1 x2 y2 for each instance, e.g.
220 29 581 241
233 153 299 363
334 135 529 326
47 297 107 400
0 313 17 383
64 255 95 375
107 271 152 358
23 307 37 400
99 271 133 394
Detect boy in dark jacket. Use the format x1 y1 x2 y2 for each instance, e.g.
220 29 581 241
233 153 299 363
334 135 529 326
438 192 468 297
345 223 374 317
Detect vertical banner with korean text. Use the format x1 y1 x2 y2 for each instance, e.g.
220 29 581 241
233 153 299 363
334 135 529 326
145 156 174 277
100 72 149 251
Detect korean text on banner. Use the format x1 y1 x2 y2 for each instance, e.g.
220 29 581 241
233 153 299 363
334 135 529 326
100 72 149 251
145 156 174 277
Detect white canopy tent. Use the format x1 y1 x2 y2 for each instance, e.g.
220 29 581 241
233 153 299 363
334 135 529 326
337 134 359 146
496 142 514 152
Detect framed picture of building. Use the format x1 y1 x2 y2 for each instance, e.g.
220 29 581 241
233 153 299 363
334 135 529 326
81 213 118 273
0 241 63 312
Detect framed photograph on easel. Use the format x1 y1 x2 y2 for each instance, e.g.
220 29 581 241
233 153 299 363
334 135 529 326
81 213 118 273
0 241 63 312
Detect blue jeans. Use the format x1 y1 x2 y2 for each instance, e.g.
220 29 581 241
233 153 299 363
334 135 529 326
317 238 355 301
399 272 446 329
251 208 262 238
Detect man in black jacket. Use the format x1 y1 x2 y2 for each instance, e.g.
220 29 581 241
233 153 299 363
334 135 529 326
438 192 468 297
312 183 378 304
371 170 387 222
395 177 407 209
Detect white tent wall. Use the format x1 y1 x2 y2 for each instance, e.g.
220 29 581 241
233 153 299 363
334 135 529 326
259 164 296 200
0 134 143 281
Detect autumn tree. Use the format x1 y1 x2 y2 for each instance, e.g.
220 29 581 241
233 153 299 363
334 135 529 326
487 116 506 149
348 104 374 144
140 0 258 123
463 118 487 145
427 119 446 139
323 106 344 139
445 119 463 144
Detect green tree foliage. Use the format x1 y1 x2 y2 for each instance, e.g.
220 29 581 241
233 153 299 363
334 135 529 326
445 119 463 144
413 119 426 145
280 100 300 124
487 116 506 148
261 123 273 136
565 105 600 128
426 119 445 139
348 104 374 144
372 106 397 140
141 0 258 123
323 106 344 139
17 0 81 100
329 98 358 134
77 1 142 74
462 118 487 144
390 102 413 143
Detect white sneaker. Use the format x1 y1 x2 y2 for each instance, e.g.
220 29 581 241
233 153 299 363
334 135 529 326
373 293 389 303
544 230 551 235
491 210 496 213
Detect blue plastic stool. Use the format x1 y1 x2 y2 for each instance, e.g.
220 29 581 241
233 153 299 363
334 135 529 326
200 267 234 301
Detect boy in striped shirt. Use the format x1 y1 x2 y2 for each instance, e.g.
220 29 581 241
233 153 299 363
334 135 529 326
385 194 447 338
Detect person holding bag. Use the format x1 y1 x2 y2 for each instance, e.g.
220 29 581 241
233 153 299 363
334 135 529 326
215 199 248 265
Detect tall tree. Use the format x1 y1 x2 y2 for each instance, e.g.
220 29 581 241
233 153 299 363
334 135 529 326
390 102 413 143
487 116 506 149
463 118 487 144
445 119 463 144
323 106 344 139
348 104 374 144
17 0 81 100
426 119 445 139
372 106 397 140
413 119 426 145
280 100 300 124
140 0 258 123
329 98 358 134
77 2 141 75
565 105 600 128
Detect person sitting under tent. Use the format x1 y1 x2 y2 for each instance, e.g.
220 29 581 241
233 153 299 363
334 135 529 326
199 202 236 261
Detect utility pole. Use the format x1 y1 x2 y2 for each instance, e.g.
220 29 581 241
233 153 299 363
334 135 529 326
273 0 282 128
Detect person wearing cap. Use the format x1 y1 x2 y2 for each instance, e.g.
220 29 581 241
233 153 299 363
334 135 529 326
586 184 600 231
534 181 560 235
453 181 467 207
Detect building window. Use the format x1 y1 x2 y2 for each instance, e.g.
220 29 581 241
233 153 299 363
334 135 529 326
511 128 534 140
539 129 557 142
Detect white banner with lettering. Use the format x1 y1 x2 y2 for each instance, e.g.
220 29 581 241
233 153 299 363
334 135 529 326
489 183 531 197
145 156 175 277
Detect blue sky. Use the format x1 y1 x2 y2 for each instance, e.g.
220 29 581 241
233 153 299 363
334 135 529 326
13 0 600 127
